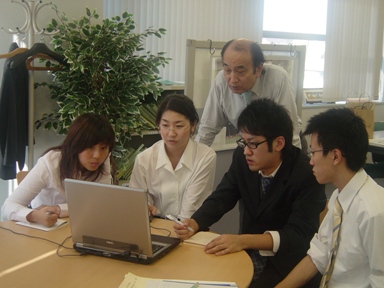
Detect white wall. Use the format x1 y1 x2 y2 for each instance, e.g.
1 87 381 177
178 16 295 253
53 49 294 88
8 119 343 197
0 0 103 211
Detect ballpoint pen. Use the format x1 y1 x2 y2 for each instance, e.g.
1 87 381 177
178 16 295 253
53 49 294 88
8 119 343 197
46 211 57 215
166 214 195 232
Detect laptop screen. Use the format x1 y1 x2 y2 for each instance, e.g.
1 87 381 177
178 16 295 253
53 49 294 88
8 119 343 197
65 179 155 257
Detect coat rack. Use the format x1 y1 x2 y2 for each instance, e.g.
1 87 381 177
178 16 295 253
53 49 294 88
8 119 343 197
2 0 57 169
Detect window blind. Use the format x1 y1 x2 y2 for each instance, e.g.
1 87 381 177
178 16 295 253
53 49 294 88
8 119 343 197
103 0 264 82
323 0 384 102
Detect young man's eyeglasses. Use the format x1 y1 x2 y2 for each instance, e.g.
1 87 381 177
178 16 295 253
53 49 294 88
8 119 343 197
307 149 324 158
236 138 270 149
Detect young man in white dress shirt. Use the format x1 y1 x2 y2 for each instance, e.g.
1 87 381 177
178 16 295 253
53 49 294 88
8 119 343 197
276 108 384 287
194 38 302 149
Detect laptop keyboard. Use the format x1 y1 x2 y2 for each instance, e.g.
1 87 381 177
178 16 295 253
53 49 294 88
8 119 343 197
152 243 163 253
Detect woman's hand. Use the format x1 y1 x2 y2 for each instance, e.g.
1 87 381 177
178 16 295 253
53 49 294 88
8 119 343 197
148 204 157 216
26 205 61 227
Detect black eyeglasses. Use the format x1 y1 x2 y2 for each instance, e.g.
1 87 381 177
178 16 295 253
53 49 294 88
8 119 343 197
307 149 324 158
236 138 270 149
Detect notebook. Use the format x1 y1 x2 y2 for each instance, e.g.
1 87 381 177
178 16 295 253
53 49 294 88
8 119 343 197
64 179 180 264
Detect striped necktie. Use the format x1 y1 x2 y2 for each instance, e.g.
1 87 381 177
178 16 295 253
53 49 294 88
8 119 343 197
319 197 343 288
261 175 272 195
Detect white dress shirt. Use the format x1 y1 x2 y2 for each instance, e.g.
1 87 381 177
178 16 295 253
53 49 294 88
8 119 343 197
129 139 216 219
1 150 112 222
308 169 384 287
195 64 302 148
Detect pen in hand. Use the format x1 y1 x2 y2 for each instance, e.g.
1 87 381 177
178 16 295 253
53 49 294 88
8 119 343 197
166 214 194 232
46 211 57 215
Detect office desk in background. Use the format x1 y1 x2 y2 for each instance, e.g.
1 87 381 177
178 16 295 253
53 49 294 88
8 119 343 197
0 218 253 288
369 139 384 155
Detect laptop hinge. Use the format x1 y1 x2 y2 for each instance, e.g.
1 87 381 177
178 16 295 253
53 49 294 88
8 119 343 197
75 242 148 259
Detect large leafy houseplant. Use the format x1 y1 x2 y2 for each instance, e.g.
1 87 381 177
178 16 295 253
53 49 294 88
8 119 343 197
36 6 169 183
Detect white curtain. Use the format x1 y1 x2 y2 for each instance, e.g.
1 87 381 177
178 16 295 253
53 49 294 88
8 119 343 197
323 0 384 102
103 0 264 82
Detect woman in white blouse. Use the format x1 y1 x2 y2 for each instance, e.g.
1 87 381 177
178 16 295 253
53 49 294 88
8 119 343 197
1 113 115 227
129 94 217 219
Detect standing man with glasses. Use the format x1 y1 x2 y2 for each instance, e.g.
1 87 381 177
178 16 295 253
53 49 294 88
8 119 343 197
174 98 326 287
276 108 384 288
194 38 303 149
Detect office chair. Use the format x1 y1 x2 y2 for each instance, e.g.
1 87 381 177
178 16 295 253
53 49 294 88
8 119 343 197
16 171 29 184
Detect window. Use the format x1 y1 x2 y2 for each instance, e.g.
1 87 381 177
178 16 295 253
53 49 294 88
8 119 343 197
262 0 328 90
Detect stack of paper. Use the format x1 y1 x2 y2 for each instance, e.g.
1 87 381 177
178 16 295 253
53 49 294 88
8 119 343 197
369 138 384 148
118 273 238 288
16 219 68 231
184 231 220 246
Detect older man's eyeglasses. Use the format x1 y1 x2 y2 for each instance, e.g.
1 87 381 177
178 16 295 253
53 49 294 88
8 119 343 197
236 138 269 149
307 149 324 158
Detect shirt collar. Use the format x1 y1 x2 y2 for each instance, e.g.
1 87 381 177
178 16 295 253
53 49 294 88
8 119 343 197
338 169 369 211
177 139 194 171
259 161 282 178
156 139 194 171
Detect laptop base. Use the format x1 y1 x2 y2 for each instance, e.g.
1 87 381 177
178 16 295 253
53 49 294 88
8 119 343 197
74 234 180 265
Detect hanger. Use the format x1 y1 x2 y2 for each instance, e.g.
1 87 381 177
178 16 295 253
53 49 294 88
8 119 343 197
0 47 28 59
26 53 63 71
9 42 67 69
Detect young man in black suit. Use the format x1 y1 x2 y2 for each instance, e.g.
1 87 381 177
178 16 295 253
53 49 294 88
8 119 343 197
174 98 326 287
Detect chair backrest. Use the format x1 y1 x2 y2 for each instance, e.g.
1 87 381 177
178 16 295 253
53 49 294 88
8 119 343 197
16 171 29 184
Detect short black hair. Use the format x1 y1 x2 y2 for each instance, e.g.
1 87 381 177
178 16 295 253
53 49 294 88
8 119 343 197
303 108 368 171
237 98 293 156
156 94 199 126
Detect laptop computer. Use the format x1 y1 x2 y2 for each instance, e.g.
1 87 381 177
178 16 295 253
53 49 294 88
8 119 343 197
64 179 180 264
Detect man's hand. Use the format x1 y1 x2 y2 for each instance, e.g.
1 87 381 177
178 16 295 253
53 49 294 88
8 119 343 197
173 218 199 240
204 234 245 256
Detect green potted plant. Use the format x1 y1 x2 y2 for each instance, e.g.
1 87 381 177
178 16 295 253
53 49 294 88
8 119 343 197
36 6 169 183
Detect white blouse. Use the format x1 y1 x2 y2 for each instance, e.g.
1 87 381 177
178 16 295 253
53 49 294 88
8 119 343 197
1 150 111 222
129 139 217 219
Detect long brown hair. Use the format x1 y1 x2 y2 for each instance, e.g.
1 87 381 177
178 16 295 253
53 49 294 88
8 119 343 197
44 113 115 184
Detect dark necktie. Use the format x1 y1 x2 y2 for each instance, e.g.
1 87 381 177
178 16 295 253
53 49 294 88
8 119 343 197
250 175 273 280
261 175 272 195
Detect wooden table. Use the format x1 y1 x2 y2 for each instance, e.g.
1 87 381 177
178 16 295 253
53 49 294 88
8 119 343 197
0 218 253 288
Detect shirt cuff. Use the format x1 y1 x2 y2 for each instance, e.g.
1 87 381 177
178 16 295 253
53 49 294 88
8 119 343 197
259 230 280 256
14 207 34 222
57 203 68 217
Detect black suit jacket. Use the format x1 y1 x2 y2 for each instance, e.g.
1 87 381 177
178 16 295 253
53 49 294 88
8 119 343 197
0 43 29 180
192 147 326 287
